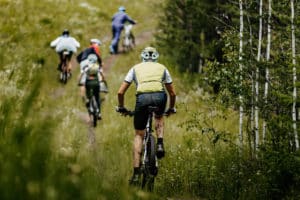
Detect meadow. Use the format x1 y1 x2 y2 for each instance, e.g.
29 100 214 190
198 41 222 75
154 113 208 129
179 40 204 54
0 0 242 199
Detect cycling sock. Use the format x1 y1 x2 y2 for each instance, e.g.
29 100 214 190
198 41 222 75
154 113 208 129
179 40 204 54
157 138 163 145
133 167 140 175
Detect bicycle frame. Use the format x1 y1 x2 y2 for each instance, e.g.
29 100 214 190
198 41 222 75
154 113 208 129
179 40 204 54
142 111 154 166
117 106 158 190
140 106 158 191
87 88 99 127
60 50 70 84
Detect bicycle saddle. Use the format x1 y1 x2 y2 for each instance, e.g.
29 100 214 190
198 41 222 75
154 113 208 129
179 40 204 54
147 106 159 112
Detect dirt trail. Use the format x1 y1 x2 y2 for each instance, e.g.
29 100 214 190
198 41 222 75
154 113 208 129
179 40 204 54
81 29 155 144
50 30 154 134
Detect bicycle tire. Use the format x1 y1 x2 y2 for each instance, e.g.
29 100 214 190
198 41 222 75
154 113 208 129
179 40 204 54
141 134 157 191
91 96 98 127
63 71 68 84
141 172 155 191
148 134 157 175
122 36 133 52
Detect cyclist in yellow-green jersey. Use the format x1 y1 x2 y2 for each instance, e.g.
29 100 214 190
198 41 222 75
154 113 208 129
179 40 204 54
117 46 176 184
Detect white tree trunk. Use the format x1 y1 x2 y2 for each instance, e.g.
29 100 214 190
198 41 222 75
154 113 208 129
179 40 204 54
263 0 272 142
255 0 263 152
239 0 244 148
246 14 255 152
291 0 299 149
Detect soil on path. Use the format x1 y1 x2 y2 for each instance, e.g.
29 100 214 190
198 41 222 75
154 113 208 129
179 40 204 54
50 30 154 137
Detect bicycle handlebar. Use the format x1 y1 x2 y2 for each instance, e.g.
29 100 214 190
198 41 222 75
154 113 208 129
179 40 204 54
115 106 176 117
115 106 134 116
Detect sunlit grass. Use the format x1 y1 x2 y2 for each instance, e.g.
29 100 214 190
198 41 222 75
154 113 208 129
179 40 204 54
0 0 247 199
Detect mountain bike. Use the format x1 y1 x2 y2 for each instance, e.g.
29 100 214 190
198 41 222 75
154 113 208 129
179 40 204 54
122 24 135 53
60 50 71 84
116 106 158 191
86 86 100 127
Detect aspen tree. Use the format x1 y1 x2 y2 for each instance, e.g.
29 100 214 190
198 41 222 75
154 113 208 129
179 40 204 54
263 0 272 142
255 0 263 152
239 0 244 147
291 0 299 149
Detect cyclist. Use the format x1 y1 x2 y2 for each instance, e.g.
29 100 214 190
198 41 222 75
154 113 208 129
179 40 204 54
79 54 104 120
77 39 104 95
50 29 80 74
109 6 136 54
116 46 176 184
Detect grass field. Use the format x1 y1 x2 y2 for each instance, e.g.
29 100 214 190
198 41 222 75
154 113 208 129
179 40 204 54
0 0 240 199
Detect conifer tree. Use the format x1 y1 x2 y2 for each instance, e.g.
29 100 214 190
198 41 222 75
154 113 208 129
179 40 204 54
156 0 221 72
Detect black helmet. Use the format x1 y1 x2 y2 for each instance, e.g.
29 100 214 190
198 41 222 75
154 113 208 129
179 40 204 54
62 29 69 36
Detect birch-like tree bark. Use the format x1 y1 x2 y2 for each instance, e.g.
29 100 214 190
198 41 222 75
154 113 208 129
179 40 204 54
246 11 255 153
263 0 272 142
255 0 263 152
291 0 299 149
239 0 244 148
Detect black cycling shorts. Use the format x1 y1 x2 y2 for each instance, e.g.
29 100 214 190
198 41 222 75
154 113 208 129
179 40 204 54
134 92 167 130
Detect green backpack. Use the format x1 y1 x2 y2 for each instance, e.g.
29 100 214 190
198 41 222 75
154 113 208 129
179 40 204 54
87 63 99 76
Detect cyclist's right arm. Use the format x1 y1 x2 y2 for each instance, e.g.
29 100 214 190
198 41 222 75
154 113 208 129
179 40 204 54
50 37 61 48
165 83 176 109
162 68 176 115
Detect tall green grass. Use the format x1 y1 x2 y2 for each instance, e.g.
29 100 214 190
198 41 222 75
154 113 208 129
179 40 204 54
3 0 297 199
0 0 172 199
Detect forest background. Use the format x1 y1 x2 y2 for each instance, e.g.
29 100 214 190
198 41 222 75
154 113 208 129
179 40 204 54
1 0 300 199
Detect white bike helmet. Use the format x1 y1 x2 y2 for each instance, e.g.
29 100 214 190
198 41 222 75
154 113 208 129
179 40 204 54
119 6 126 12
90 38 102 46
141 46 159 62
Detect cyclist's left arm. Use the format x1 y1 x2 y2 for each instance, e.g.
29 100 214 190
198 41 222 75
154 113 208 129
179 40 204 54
118 68 134 107
50 37 61 48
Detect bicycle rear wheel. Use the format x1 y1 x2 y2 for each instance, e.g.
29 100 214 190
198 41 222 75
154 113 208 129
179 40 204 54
91 96 98 127
148 134 157 175
63 71 68 84
141 134 157 191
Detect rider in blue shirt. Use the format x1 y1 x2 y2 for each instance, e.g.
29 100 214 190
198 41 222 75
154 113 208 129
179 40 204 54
109 6 136 54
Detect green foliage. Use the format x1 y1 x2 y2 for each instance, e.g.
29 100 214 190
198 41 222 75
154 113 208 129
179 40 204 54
1 0 300 199
155 0 300 198
156 0 222 73
0 79 53 199
0 0 165 199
